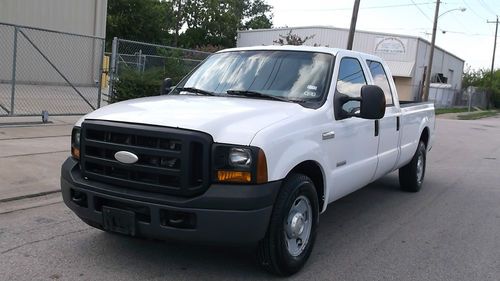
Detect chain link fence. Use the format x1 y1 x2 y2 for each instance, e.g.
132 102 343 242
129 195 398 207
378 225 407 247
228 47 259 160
0 22 105 117
107 38 212 101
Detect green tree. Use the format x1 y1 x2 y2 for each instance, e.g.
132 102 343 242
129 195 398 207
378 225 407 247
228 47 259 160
107 0 273 49
106 0 169 49
179 0 273 48
462 67 500 108
273 30 316 45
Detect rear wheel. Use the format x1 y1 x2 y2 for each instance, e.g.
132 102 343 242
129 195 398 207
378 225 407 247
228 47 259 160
399 141 427 192
257 173 319 276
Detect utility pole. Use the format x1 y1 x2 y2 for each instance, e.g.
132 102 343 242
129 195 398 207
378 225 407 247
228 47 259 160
423 0 440 101
487 16 499 92
347 0 361 50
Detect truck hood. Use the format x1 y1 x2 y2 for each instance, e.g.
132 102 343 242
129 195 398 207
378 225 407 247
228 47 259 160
76 95 303 145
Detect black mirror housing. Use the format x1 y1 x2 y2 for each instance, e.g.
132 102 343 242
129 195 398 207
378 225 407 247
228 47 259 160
359 85 386 119
336 85 386 120
161 78 173 95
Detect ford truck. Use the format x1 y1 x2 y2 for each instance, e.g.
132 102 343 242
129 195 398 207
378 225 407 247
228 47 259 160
61 45 435 276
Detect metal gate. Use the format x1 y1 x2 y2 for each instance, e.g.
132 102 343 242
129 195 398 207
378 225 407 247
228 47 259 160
0 22 105 116
107 38 211 100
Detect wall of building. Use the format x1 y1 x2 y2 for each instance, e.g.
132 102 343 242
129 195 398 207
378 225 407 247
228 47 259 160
0 0 107 37
393 77 415 101
0 0 107 86
237 27 419 71
409 39 464 101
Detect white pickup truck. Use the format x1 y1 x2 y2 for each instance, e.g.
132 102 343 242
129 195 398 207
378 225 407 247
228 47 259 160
61 45 435 275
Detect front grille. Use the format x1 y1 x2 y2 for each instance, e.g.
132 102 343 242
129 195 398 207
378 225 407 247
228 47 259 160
80 120 212 197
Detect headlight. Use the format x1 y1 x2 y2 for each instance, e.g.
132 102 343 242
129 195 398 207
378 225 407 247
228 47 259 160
71 127 81 160
229 148 252 167
213 145 267 184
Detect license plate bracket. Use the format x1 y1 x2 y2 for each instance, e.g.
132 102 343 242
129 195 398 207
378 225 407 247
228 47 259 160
102 206 136 236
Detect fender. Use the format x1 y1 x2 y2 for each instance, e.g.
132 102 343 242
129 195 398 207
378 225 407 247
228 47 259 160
257 138 331 213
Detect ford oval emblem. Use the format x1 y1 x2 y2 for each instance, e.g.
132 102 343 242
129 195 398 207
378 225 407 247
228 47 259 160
114 151 138 164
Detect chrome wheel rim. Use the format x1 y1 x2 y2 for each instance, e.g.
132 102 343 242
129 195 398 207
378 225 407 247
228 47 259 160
284 195 312 257
416 153 424 184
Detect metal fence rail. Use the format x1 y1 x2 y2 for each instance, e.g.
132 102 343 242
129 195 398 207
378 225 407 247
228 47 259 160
108 38 212 100
0 22 105 117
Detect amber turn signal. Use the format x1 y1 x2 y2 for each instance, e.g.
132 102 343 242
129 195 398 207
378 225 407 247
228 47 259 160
256 149 268 184
71 146 80 160
217 170 251 183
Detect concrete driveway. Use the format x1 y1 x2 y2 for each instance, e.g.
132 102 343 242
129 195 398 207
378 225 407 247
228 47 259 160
0 116 79 203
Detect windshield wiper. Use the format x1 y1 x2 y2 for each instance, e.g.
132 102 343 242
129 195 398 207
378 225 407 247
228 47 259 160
176 87 216 96
226 90 305 103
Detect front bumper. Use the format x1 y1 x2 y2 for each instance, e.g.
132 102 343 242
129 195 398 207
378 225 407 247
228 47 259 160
61 157 280 244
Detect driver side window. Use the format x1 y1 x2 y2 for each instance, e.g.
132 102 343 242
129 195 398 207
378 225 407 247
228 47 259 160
336 57 367 114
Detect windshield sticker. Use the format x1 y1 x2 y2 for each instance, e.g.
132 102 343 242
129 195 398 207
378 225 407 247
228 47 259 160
303 85 318 97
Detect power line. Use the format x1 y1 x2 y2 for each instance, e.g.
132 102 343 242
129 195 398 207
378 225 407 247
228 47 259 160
280 2 436 12
478 0 497 17
409 0 434 22
462 0 487 20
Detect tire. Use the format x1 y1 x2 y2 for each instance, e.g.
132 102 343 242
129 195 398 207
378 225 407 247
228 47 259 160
257 173 319 276
399 141 427 192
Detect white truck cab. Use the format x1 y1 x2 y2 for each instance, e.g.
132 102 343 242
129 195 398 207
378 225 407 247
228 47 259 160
62 45 435 276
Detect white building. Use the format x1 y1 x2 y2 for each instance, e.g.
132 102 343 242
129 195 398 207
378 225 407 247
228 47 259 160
0 0 107 86
237 26 465 102
0 0 107 37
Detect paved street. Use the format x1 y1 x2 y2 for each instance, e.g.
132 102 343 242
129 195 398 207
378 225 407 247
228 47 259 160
0 116 499 281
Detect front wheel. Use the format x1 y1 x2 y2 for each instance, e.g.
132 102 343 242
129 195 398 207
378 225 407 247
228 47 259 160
257 173 319 276
399 141 427 192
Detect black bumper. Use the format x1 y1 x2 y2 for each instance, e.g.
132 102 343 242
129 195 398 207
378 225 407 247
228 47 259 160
61 157 280 244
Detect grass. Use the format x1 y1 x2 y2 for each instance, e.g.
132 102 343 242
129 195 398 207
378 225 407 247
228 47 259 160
435 107 471 115
457 110 498 120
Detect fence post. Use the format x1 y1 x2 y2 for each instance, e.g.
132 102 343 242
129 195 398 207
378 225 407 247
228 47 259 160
97 39 105 108
10 26 19 115
108 37 119 100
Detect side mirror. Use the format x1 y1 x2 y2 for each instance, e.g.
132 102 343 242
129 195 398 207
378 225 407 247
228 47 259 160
336 85 386 120
161 78 173 95
359 85 386 119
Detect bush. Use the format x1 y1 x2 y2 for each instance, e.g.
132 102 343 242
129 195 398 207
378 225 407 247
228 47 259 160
111 55 195 103
111 68 164 103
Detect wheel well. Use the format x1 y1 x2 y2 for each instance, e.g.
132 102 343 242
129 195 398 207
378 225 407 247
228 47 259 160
420 127 430 147
290 161 325 211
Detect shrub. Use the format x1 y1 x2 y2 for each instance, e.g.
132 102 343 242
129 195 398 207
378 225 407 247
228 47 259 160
111 53 197 102
111 68 164 103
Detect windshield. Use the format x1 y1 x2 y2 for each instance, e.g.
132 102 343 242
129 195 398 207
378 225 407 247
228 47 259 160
172 50 333 103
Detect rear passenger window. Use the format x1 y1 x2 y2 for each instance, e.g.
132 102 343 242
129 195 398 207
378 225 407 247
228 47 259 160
336 57 367 114
367 60 393 106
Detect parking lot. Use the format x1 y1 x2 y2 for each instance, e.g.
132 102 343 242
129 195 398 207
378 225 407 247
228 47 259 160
0 116 499 280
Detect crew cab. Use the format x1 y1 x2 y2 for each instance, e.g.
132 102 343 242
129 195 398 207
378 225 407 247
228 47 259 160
61 45 435 276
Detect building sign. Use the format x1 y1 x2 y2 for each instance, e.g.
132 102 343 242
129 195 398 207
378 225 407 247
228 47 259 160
374 37 407 54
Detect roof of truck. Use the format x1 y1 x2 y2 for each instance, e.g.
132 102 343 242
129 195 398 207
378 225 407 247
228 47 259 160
217 45 379 58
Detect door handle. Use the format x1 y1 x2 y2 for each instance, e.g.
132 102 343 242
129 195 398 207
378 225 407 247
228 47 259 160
396 116 400 131
322 131 335 140
374 120 379 137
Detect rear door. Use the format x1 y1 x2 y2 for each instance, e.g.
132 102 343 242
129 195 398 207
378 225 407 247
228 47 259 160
327 55 380 202
366 60 401 179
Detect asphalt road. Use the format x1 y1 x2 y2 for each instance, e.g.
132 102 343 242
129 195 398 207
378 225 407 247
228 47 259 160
1 117 499 281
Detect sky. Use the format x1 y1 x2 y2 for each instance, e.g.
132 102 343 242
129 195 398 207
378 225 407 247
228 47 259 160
265 0 500 70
